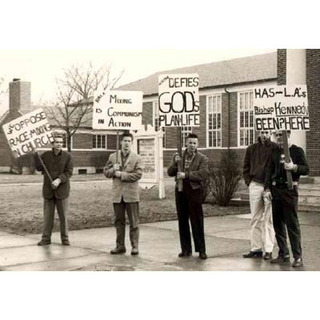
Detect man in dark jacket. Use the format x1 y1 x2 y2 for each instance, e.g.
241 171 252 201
34 134 73 246
243 130 277 260
168 133 209 260
266 130 309 268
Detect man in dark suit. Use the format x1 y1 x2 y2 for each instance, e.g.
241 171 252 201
34 133 73 246
266 130 309 268
168 133 209 260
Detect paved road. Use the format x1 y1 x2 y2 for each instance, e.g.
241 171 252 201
1 212 320 271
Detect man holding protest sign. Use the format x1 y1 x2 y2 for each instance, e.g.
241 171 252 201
35 133 74 246
168 133 209 260
266 130 309 268
104 132 143 256
242 130 277 260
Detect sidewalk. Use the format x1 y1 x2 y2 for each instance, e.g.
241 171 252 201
1 212 320 271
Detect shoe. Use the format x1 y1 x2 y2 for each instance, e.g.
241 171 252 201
243 251 263 258
110 247 126 255
37 240 51 246
292 258 303 268
178 252 192 258
131 248 139 255
270 255 290 264
199 252 207 260
263 252 272 260
62 240 70 246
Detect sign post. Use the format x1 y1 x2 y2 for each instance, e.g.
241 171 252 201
158 74 200 192
253 85 309 190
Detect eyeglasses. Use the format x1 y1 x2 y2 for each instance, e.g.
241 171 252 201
275 134 283 137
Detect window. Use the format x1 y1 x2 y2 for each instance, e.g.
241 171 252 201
92 135 106 149
239 91 255 147
153 100 166 149
181 126 192 147
207 94 222 148
62 133 68 149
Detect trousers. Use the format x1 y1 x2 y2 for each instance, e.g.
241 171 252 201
42 197 69 241
175 183 206 254
249 181 275 252
113 199 139 249
271 185 302 259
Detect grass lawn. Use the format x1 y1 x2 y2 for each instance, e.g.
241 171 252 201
0 174 250 235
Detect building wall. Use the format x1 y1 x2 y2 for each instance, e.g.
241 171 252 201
277 49 320 176
306 49 320 176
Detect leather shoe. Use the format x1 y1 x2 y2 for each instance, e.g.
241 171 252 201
131 248 139 255
270 255 290 264
37 240 51 246
110 247 126 255
199 252 207 260
263 252 272 260
243 251 263 258
292 258 303 268
178 252 192 258
62 240 70 246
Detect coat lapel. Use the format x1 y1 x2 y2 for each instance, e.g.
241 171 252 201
123 152 134 169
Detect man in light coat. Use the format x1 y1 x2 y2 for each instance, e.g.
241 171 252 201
104 132 143 255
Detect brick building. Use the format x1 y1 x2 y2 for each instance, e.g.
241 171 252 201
0 80 118 174
119 52 278 167
2 51 318 176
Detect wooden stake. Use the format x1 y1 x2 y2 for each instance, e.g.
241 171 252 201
36 152 53 183
116 130 119 164
177 127 183 192
282 130 293 190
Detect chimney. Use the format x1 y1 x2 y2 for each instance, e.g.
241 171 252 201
9 79 31 114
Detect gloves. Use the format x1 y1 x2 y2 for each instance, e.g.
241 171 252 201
284 161 298 172
51 178 61 190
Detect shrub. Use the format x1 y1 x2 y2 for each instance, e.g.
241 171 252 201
205 150 242 206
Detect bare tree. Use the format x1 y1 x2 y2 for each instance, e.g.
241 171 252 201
46 63 123 151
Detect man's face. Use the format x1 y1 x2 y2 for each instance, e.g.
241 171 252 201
53 137 63 152
275 131 291 145
259 130 270 143
121 137 132 151
186 138 198 153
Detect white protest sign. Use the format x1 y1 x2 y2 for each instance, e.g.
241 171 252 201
253 85 309 131
93 90 143 130
158 74 200 127
2 108 54 158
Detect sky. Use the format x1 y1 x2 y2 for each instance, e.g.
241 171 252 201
0 48 276 115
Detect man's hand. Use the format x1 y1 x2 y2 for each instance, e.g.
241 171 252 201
284 161 298 172
113 164 121 171
177 172 186 180
51 178 61 190
263 189 272 201
173 153 181 164
114 171 121 178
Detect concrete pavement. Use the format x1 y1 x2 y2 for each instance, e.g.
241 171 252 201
1 212 320 271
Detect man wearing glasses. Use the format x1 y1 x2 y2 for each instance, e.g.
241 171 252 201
243 130 277 260
266 130 309 268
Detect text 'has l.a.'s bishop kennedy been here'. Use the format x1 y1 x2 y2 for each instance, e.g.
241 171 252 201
253 85 309 131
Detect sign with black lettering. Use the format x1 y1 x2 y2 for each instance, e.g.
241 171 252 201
93 90 143 130
2 108 54 157
253 85 309 131
158 74 200 127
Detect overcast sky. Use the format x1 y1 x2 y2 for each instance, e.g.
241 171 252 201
0 48 276 115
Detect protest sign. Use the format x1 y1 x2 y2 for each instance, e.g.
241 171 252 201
253 85 309 131
2 108 54 158
158 74 200 127
93 90 143 130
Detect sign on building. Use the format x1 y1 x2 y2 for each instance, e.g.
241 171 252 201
2 108 54 158
253 85 309 131
158 74 200 127
93 90 143 130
